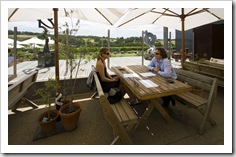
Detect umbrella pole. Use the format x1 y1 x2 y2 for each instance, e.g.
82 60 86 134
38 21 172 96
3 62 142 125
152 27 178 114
53 8 60 93
142 31 144 65
13 27 17 76
107 29 110 68
181 8 185 68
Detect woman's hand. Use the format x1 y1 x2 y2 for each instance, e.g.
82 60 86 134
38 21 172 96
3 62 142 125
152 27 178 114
112 76 119 81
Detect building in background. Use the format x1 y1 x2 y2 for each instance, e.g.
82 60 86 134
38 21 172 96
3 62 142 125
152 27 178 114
175 20 224 60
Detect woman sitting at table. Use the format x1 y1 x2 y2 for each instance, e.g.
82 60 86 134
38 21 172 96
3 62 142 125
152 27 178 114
147 47 177 107
96 47 120 92
96 47 141 105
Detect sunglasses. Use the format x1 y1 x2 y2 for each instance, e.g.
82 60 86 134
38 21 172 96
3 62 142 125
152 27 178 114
155 53 160 55
104 52 110 55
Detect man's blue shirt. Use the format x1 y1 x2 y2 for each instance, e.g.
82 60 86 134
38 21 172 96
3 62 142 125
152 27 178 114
147 57 177 79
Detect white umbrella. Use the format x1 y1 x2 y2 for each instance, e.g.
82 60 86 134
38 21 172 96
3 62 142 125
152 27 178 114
8 8 129 25
117 8 224 66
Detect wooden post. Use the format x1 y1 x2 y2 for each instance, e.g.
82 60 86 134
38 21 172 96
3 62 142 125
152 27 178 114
142 31 144 65
181 8 185 67
108 29 110 68
13 27 17 75
53 8 60 93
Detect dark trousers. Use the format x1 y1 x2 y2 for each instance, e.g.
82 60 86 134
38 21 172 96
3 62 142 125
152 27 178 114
161 96 175 107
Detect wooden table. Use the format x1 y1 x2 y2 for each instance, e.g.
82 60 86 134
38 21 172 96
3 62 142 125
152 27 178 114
111 65 192 127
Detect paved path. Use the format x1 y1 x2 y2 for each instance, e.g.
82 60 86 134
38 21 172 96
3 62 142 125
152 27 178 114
8 56 181 82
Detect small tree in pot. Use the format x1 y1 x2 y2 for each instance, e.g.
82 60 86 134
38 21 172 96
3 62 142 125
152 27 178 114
35 78 59 134
58 10 90 131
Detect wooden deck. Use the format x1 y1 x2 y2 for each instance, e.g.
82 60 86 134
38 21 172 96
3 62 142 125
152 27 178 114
8 57 181 83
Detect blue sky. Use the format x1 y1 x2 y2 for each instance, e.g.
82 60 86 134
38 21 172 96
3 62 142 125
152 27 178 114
8 17 175 39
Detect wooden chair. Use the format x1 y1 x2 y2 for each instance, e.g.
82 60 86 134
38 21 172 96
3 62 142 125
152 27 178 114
8 70 39 111
93 69 138 144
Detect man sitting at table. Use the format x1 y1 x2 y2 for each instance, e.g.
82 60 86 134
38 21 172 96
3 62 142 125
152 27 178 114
147 47 177 107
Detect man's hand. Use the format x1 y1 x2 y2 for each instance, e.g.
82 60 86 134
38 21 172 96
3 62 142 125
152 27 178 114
152 67 160 72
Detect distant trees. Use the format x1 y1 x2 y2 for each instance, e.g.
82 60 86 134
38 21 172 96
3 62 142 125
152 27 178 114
8 30 168 53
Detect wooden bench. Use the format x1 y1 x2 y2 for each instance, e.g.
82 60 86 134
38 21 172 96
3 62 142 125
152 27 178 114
174 68 218 134
184 61 224 87
8 70 39 111
93 70 138 144
209 57 224 64
173 52 193 61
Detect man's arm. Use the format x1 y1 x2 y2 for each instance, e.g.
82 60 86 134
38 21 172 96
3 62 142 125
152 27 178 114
147 58 156 71
157 59 173 78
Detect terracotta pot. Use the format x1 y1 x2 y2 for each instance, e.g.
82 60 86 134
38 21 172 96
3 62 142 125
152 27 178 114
38 109 59 134
55 98 73 122
55 97 72 110
191 88 204 97
59 102 82 131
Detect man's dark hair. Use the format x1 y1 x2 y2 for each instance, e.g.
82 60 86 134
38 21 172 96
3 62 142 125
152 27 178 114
156 48 167 58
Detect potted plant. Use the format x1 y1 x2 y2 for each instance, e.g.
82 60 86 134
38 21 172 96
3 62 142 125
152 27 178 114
59 48 82 131
35 78 59 134
58 11 86 131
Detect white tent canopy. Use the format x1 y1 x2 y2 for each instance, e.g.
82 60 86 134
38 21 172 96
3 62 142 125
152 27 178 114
8 38 24 45
8 38 24 49
21 37 45 45
8 44 24 49
48 37 54 44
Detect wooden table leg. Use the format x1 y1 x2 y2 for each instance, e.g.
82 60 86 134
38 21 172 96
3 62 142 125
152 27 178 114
135 102 154 129
150 99 174 123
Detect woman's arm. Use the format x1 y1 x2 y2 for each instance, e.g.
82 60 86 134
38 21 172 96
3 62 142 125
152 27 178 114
96 61 117 82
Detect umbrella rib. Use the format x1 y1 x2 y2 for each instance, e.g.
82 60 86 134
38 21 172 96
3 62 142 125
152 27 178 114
185 8 222 20
151 9 179 24
162 8 180 17
152 9 179 17
203 8 222 20
8 8 19 21
118 8 155 27
118 12 147 27
63 8 70 17
186 9 206 16
185 8 198 16
151 8 171 24
95 8 112 25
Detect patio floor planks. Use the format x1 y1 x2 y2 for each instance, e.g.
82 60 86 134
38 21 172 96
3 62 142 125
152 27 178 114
8 57 181 83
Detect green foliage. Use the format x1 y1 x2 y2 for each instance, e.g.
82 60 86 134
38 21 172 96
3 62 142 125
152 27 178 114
35 78 58 118
59 11 90 107
8 30 175 57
